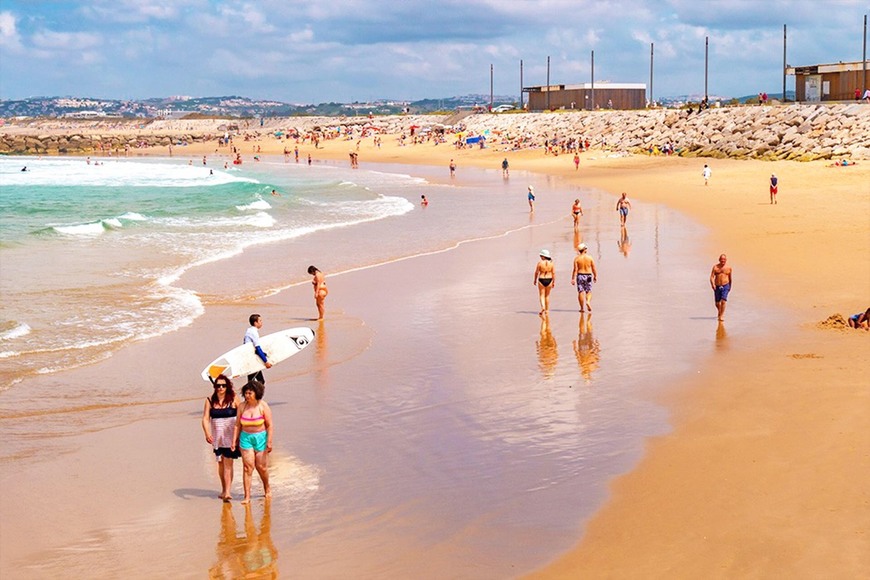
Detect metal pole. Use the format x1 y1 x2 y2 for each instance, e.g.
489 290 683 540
863 14 867 98
650 42 654 107
546 56 551 110
783 25 787 101
704 36 709 101
591 50 595 110
490 64 494 111
520 59 524 109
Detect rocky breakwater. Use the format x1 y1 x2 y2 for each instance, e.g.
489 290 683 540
459 103 870 161
0 130 217 155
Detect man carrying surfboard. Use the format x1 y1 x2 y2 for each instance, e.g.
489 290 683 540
244 314 272 383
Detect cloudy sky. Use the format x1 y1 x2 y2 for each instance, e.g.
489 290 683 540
1 1 867 103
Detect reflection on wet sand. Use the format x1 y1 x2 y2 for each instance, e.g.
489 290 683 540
573 228 583 251
573 313 600 384
536 315 559 379
209 500 278 579
315 319 328 380
716 320 728 346
618 226 631 258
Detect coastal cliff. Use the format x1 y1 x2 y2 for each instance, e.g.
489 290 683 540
1 103 868 160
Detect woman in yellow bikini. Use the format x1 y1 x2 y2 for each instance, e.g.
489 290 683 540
308 265 328 320
232 380 273 504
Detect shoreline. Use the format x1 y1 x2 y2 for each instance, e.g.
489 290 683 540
1 130 868 576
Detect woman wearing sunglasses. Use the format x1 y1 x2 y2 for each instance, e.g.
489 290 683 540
201 374 241 501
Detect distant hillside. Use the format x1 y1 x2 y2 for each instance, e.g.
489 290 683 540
0 94 519 119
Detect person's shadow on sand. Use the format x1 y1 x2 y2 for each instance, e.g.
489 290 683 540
174 488 220 500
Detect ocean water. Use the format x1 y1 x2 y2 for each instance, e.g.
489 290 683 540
0 156 421 387
0 155 572 389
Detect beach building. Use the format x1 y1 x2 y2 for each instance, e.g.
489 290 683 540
523 83 647 111
786 60 869 102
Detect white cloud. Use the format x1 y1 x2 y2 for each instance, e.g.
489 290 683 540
0 11 23 52
32 30 102 51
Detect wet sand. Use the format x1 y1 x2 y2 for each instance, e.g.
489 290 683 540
2 132 869 577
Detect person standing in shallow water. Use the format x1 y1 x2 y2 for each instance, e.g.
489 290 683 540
533 249 555 315
710 253 733 321
527 185 535 212
308 265 328 320
615 192 631 226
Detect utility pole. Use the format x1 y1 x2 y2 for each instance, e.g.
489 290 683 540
590 50 595 110
704 36 709 101
546 56 551 110
520 59 524 109
863 14 867 98
783 24 787 101
650 42 654 107
490 64 493 111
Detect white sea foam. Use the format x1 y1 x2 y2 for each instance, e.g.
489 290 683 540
0 322 31 341
103 218 123 229
1 157 260 188
52 221 107 236
235 198 272 211
119 212 148 221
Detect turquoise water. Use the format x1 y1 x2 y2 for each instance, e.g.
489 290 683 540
0 156 417 386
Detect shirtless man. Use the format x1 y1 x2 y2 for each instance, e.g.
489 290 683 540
571 199 584 228
710 253 733 321
571 243 597 312
615 192 631 226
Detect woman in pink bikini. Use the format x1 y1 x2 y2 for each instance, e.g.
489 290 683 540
232 380 273 504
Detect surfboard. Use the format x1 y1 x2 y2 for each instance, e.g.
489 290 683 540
201 326 315 382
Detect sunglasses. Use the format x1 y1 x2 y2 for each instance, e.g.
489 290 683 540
214 384 227 389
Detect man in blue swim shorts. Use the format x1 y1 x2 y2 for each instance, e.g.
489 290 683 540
710 253 733 321
571 243 598 312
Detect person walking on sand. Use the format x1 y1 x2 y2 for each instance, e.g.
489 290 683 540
308 265 328 320
615 192 631 226
533 249 555 315
769 173 778 204
572 198 584 228
573 152 580 170
231 380 273 505
527 185 535 212
710 253 733 321
202 374 241 501
449 159 456 177
502 158 510 177
244 314 272 384
702 164 712 186
571 243 597 312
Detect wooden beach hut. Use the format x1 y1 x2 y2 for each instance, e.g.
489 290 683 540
786 60 870 102
523 83 647 111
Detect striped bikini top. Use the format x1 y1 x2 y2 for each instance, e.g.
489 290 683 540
240 404 265 427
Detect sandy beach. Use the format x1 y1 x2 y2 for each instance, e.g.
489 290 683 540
1 120 868 577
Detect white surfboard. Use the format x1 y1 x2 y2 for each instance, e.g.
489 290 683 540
201 326 315 382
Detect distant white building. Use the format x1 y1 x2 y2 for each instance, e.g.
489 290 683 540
63 110 104 119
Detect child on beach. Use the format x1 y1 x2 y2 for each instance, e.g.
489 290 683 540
848 308 870 330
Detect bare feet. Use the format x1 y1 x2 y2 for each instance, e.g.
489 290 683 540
241 498 251 505
264 489 272 498
586 303 592 311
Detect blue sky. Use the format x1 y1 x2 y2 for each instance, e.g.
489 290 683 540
1 1 867 102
